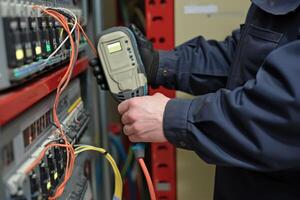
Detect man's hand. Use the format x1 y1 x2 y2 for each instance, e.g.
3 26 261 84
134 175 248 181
118 93 170 143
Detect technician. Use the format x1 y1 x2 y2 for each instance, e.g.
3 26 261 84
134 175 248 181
111 1 300 199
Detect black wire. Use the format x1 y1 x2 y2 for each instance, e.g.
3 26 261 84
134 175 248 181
50 121 59 129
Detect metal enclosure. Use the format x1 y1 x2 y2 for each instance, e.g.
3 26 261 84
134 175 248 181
0 0 104 199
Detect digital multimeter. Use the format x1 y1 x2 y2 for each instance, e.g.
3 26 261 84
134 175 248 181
97 27 148 102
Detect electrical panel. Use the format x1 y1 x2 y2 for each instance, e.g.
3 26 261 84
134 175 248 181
0 78 92 200
0 0 87 91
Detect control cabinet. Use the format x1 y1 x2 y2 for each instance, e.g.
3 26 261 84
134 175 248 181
0 0 87 91
0 1 104 199
0 78 93 200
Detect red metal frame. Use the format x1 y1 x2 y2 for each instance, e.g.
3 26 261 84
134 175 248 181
0 57 89 126
145 1 177 199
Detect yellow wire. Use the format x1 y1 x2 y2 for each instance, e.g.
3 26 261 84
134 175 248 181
60 28 64 39
75 146 122 199
59 23 73 41
77 147 123 199
75 145 123 200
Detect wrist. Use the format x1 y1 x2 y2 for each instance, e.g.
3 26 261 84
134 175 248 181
163 98 193 149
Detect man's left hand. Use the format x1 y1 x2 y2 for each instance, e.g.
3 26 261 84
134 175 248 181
118 93 170 143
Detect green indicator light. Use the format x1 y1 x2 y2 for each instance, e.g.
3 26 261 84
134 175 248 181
54 172 58 180
46 43 52 53
47 181 51 190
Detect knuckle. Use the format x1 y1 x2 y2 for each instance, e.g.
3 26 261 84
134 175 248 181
117 104 123 113
121 114 127 124
155 92 163 97
129 136 136 142
129 99 138 107
135 134 142 140
135 134 145 142
127 111 136 122
123 126 129 135
131 124 140 133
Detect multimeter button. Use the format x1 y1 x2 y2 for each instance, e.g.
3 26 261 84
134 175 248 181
89 58 99 67
101 84 108 90
94 66 101 73
132 63 135 66
125 40 128 43
127 48 131 51
129 55 133 58
96 75 104 82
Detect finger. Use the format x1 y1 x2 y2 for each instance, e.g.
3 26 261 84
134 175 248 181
153 92 164 97
123 125 133 136
118 100 131 115
123 123 141 136
128 134 144 143
121 111 135 125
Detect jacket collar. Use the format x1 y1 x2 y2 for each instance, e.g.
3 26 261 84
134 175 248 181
252 0 300 15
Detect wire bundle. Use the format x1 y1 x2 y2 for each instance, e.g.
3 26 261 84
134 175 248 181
24 5 99 200
74 145 123 200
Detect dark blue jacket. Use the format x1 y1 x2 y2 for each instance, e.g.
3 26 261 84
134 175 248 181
158 0 300 199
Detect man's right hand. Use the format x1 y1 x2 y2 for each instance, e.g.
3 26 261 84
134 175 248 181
129 24 159 88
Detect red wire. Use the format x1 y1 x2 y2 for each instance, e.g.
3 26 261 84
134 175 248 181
138 158 157 200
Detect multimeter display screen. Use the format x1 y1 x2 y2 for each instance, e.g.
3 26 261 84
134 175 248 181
107 42 122 54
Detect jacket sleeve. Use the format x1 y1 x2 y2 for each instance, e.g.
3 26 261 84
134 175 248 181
163 40 300 171
156 29 240 95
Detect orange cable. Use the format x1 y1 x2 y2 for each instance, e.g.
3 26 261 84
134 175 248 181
52 18 80 199
77 23 97 56
138 158 157 200
28 6 97 200
28 6 79 200
46 10 78 199
25 143 71 174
